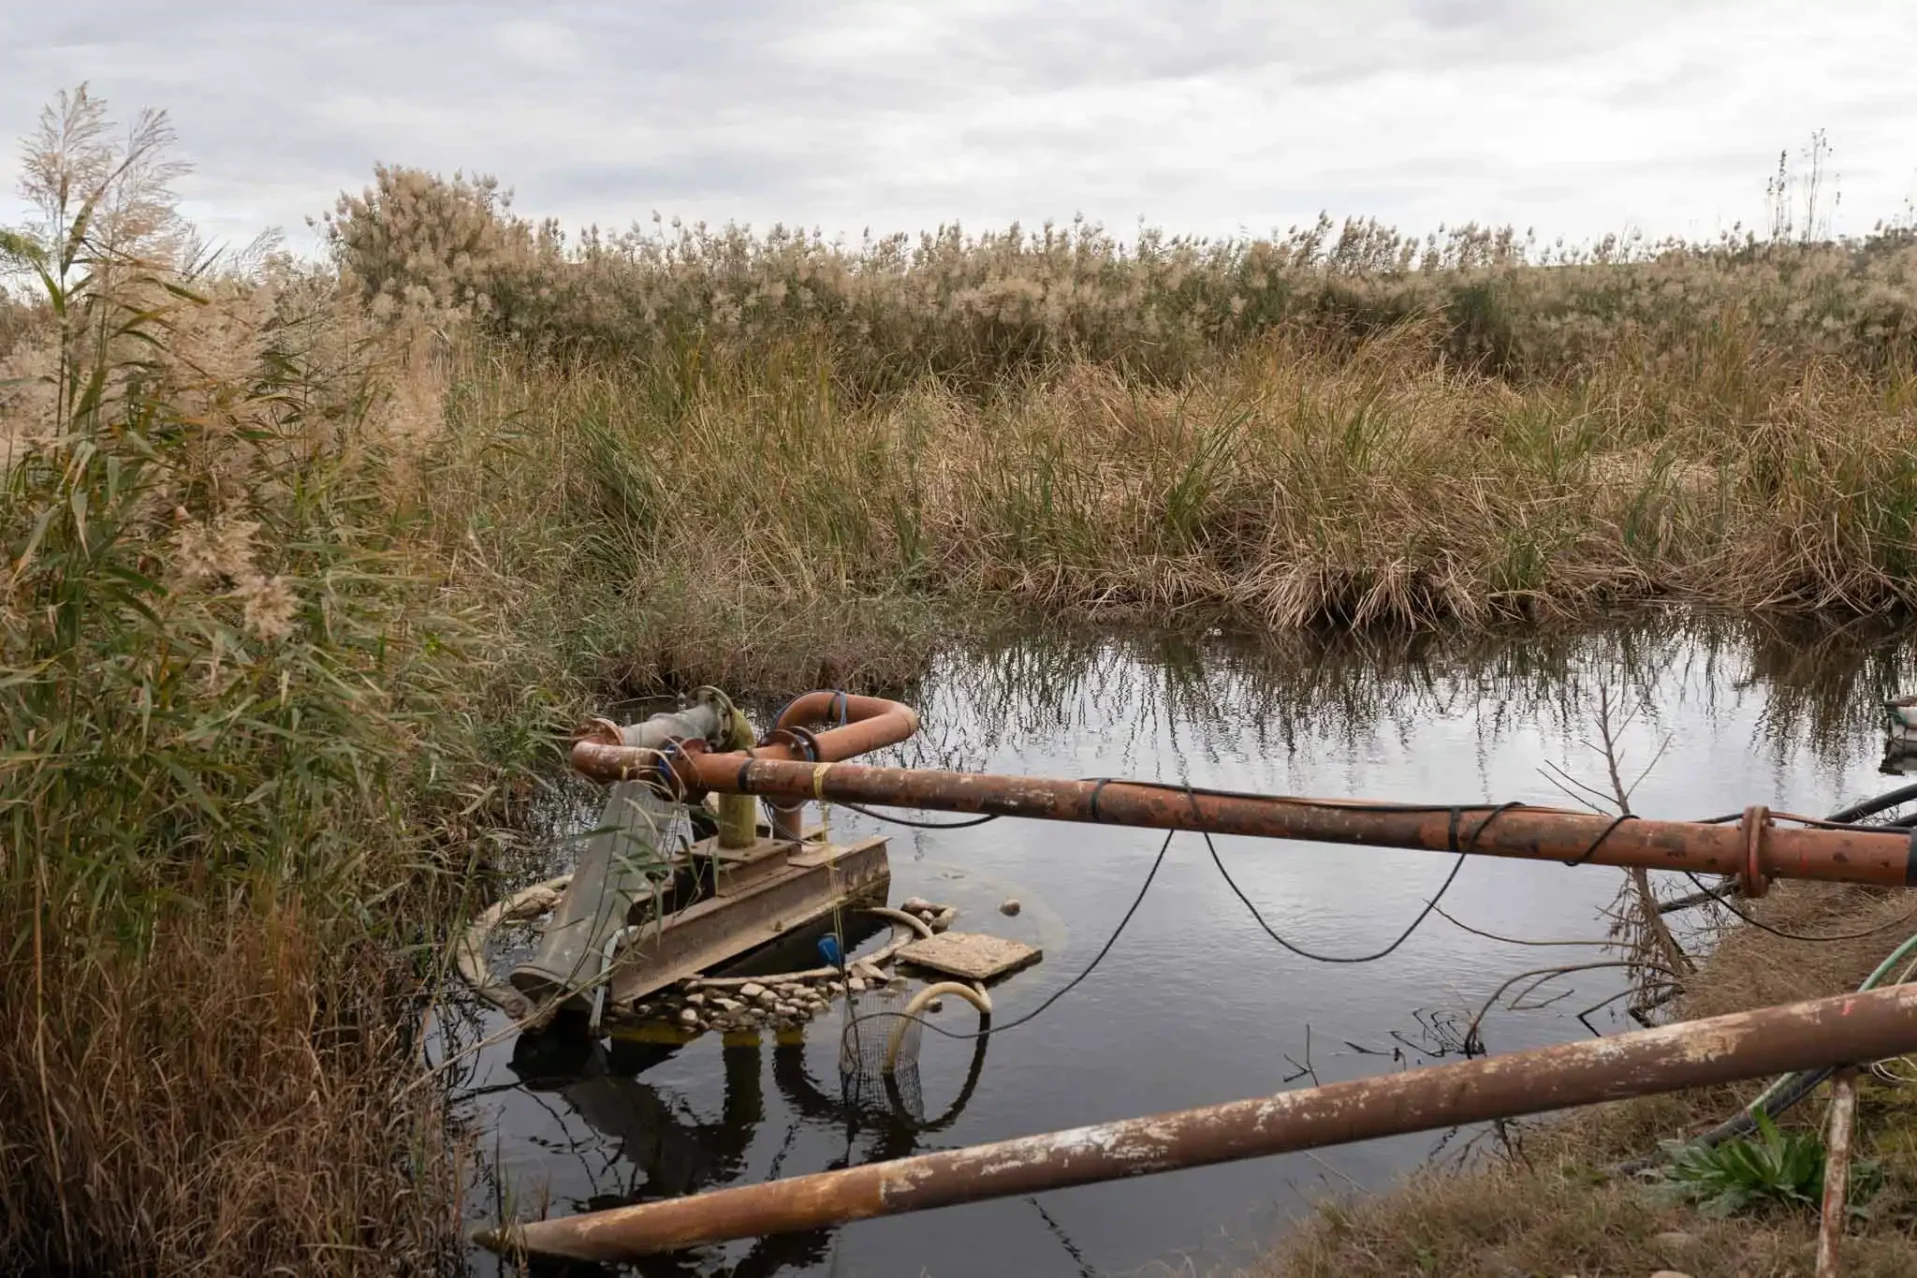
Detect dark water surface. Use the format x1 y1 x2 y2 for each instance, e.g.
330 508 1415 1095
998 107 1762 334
453 616 1914 1277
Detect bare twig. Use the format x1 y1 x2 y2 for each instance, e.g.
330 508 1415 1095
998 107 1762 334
1817 1066 1859 1278
1593 685 1695 980
1464 959 1683 1054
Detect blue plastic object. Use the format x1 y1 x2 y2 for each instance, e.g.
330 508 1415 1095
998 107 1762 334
816 934 843 968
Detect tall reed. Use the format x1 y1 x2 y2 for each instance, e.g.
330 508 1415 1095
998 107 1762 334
326 164 1917 396
0 87 549 1274
451 323 1917 634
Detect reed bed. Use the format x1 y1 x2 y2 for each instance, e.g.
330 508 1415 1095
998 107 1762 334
459 322 1917 635
323 155 1917 635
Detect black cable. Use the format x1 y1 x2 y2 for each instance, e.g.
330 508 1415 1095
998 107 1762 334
1085 775 1533 818
1826 780 1917 825
1562 811 1637 866
1679 869 1917 942
843 824 1177 1045
756 715 1004 830
1203 801 1523 964
854 796 1524 1049
836 801 1001 830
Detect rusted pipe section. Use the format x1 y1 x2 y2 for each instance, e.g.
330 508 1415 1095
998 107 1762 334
652 756 1917 888
765 693 920 838
478 982 1917 1261
571 693 921 839
770 692 921 761
564 690 1914 884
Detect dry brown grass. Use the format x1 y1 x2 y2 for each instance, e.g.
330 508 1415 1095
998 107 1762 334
451 321 1917 639
0 905 465 1275
1262 884 1917 1278
1271 1163 1916 1278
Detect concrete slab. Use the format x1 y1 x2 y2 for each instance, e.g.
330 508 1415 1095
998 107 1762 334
897 931 1042 983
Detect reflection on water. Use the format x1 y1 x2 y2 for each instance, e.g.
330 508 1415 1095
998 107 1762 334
485 1024 992 1278
455 614 1914 1277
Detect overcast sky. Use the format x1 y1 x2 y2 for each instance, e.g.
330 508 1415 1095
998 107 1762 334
2 1 1913 257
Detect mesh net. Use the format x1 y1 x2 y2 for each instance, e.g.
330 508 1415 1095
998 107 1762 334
837 985 926 1123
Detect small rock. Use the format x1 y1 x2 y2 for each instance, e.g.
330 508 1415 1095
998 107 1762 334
900 896 934 914
999 898 1022 917
930 907 958 933
848 977 867 993
775 1002 798 1016
677 1009 700 1027
867 967 891 984
775 983 801 999
756 988 780 1007
685 992 706 1008
1648 1271 1695 1278
713 996 742 1013
739 982 766 1000
926 997 945 1013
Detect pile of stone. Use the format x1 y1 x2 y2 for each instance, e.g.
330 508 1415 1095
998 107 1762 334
623 962 896 1035
616 895 960 1036
898 896 959 934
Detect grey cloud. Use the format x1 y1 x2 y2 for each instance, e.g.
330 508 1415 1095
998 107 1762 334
2 0 1914 254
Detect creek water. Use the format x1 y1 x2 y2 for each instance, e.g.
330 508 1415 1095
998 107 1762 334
452 614 1914 1277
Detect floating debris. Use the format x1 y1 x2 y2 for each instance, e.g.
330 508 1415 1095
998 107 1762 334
899 931 1043 983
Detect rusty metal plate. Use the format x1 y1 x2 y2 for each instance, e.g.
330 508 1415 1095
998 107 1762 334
706 836 796 897
897 931 1042 982
609 835 890 1005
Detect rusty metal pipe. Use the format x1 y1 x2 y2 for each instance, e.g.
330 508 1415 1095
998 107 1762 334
571 695 919 776
571 694 922 840
565 690 1914 886
624 756 1917 888
770 692 921 761
479 982 1917 1260
764 693 920 838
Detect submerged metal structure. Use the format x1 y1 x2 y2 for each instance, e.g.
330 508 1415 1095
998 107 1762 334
494 691 922 1021
473 687 1917 1263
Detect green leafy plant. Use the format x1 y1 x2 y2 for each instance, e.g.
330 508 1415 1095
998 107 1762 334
1658 1110 1882 1218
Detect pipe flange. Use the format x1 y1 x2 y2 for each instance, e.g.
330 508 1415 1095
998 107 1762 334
1738 804 1772 899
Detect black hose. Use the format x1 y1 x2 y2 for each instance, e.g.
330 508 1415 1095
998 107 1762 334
1824 780 1917 825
